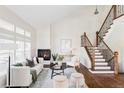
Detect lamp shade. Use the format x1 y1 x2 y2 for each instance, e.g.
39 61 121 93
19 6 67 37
0 43 17 50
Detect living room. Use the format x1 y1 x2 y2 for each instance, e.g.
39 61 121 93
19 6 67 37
0 5 91 88
0 0 124 92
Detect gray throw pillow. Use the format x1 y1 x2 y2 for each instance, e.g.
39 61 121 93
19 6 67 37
14 63 23 66
26 59 35 67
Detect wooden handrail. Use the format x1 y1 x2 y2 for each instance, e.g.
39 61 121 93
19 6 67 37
82 32 94 70
98 5 115 34
84 32 93 47
98 35 113 54
84 46 92 62
107 56 114 62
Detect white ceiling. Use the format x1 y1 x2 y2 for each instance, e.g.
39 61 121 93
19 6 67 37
6 5 97 30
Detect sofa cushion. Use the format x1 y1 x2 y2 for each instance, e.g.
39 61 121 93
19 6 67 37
26 59 35 67
30 63 43 75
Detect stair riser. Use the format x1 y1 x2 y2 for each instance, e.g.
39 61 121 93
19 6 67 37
91 53 102 55
90 71 114 74
93 47 98 49
89 50 100 52
89 69 114 74
95 63 108 65
95 67 111 70
95 59 105 61
95 61 107 62
95 56 103 58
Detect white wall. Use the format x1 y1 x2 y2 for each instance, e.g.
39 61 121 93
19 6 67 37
36 26 51 49
36 5 112 68
36 6 112 52
73 47 91 68
104 16 124 73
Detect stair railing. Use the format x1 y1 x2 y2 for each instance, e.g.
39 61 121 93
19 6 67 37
95 5 122 76
81 32 95 70
97 35 118 76
96 5 124 46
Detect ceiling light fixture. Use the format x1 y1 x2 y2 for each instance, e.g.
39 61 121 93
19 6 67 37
94 5 99 15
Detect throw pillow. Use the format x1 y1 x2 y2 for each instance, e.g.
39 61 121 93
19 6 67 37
26 59 35 67
38 58 43 63
36 57 39 63
33 57 38 65
14 63 23 66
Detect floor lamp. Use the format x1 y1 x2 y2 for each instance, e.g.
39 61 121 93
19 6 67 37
0 43 17 88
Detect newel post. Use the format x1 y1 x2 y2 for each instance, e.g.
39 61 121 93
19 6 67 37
96 31 99 47
114 51 118 78
92 49 95 70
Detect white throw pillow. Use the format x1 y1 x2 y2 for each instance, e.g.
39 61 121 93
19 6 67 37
33 57 38 65
38 58 43 63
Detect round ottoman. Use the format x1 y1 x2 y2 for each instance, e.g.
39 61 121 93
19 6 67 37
70 72 85 88
53 75 68 88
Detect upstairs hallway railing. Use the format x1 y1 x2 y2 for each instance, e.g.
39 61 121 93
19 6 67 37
96 5 124 46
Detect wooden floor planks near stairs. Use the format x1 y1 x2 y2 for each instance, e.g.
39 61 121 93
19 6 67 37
76 64 124 88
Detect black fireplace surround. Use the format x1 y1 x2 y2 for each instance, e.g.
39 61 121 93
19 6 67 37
38 49 51 60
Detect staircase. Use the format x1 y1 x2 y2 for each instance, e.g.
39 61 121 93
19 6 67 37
81 5 123 75
88 46 114 74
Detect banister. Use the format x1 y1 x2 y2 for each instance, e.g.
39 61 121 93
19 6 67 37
107 56 114 62
98 35 113 54
84 46 93 62
98 5 115 34
84 32 93 47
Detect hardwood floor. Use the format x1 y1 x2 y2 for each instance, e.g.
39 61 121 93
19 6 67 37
75 64 124 88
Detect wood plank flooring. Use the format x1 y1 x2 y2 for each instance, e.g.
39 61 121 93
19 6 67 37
75 64 124 88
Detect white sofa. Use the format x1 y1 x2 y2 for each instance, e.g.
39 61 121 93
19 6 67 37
7 57 44 87
0 72 6 87
31 57 43 75
9 66 32 87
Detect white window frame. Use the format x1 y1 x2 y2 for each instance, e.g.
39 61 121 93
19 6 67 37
60 39 72 53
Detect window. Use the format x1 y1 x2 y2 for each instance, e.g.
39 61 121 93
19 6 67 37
0 18 14 31
25 31 31 37
0 18 32 72
0 39 14 72
61 39 71 53
16 41 25 63
16 26 24 35
25 42 31 59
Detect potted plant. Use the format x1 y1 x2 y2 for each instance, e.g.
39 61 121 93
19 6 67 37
57 55 64 66
52 53 58 61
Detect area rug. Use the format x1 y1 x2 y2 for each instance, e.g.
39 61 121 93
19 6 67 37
30 67 88 88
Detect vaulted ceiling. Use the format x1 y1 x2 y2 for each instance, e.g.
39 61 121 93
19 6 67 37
6 5 105 31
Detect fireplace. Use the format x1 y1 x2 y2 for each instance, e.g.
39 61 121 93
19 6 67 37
38 49 51 60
